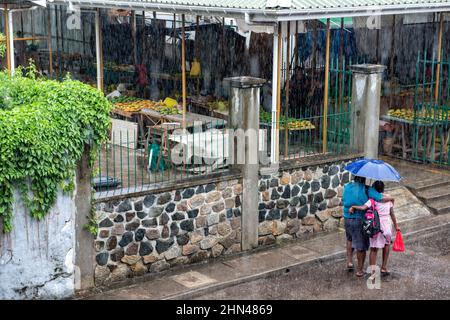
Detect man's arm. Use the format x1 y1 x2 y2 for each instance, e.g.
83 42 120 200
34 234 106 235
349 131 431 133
368 188 394 203
349 204 369 213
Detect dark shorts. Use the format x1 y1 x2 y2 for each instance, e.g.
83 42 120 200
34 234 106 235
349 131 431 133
345 218 369 251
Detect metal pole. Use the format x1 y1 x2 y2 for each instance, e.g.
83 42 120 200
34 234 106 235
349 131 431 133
276 23 282 160
8 9 14 74
434 12 444 103
338 18 344 109
389 15 396 109
181 14 187 129
173 13 176 69
322 19 331 154
311 21 317 90
131 11 137 66
196 15 200 95
294 21 299 68
4 6 11 74
55 4 60 75
270 24 279 164
284 22 290 158
47 8 53 77
95 9 103 91
141 11 146 65
59 5 65 54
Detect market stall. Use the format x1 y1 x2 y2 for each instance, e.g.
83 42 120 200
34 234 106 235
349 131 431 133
381 105 450 161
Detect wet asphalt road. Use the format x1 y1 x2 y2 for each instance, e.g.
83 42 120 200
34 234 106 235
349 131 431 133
194 227 450 300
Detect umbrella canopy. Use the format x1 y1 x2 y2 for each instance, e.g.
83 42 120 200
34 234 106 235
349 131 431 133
345 159 402 182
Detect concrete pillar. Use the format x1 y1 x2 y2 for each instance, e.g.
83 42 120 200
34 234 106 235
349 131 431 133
225 76 266 251
74 146 95 292
350 64 386 159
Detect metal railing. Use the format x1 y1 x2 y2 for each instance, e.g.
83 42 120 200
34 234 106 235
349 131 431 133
260 111 353 163
93 59 356 196
271 56 354 162
93 110 354 197
93 119 230 196
411 50 450 166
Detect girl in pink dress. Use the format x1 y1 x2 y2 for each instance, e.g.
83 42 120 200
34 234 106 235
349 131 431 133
350 181 399 276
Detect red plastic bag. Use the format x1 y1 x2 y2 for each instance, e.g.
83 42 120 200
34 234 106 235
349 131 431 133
393 230 405 252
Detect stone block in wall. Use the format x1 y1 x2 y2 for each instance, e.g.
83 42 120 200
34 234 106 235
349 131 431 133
315 210 332 223
258 235 276 246
302 215 316 225
323 218 340 232
149 260 170 273
200 237 219 250
143 253 160 265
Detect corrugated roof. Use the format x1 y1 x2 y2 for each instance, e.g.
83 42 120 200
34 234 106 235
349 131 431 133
56 0 450 20
289 0 446 10
83 0 267 10
60 0 450 10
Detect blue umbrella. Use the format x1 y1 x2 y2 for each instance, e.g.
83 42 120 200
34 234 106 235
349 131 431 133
345 159 402 182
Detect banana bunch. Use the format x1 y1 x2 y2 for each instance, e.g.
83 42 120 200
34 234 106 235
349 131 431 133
422 109 450 121
114 100 163 113
281 119 315 130
279 117 315 130
388 108 450 122
289 120 315 130
387 108 415 121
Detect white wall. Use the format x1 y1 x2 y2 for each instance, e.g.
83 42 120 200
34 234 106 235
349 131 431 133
0 189 76 300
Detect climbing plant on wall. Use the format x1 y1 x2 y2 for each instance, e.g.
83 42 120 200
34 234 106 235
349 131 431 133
0 68 111 232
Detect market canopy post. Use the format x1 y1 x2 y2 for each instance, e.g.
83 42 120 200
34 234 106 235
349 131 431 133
1 5 12 74
322 18 331 154
270 23 279 165
434 12 444 103
181 13 187 130
95 8 104 91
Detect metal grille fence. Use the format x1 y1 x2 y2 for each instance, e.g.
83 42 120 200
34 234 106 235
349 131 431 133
93 60 356 196
411 50 450 166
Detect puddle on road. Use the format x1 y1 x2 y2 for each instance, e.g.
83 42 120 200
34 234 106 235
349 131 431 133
171 271 217 289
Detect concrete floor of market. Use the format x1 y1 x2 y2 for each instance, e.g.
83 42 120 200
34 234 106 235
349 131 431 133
83 157 450 300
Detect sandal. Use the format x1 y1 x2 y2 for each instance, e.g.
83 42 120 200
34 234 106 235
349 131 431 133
355 271 365 277
381 269 391 276
347 263 354 272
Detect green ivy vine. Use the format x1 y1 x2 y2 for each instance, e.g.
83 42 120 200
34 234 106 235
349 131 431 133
0 69 111 232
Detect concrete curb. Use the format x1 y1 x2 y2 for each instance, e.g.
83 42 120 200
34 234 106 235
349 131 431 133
164 218 450 300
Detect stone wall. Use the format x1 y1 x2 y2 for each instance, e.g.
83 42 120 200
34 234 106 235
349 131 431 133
0 190 76 299
257 161 351 245
94 178 243 286
93 159 353 286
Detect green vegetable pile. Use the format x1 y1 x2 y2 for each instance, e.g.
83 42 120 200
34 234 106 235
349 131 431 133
159 105 181 115
0 69 111 232
260 108 272 123
207 100 229 112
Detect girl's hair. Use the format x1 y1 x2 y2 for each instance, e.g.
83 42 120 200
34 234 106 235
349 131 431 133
373 180 385 193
